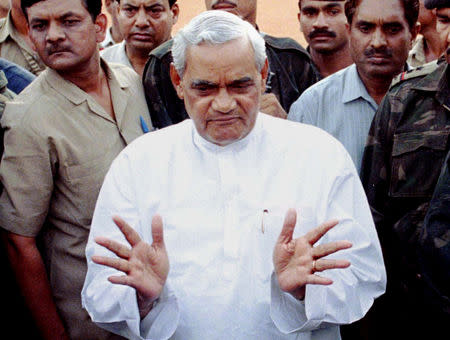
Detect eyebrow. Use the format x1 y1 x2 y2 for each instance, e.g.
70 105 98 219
301 2 342 10
191 77 254 88
436 13 450 20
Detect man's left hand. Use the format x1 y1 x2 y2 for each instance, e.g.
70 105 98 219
273 209 352 300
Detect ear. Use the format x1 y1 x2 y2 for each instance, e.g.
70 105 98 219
170 62 184 100
260 58 269 94
171 4 180 25
411 22 419 43
94 13 108 43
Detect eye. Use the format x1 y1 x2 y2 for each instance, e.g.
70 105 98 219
123 7 137 16
31 23 46 31
386 25 403 35
63 19 79 27
327 8 340 16
359 25 369 33
302 9 317 17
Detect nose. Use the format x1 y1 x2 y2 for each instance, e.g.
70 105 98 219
46 22 65 42
135 7 150 27
313 11 328 28
211 88 236 113
370 28 387 48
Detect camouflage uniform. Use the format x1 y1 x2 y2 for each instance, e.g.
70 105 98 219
142 34 317 129
360 60 450 338
417 148 450 317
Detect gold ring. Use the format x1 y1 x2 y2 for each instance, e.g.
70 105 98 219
312 260 317 272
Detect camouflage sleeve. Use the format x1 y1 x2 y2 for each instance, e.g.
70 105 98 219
418 149 450 309
361 94 394 232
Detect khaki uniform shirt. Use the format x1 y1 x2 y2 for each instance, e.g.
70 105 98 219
0 60 152 340
0 11 45 75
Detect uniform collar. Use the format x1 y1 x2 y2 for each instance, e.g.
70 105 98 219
44 58 132 125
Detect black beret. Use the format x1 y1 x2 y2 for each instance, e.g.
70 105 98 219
424 0 450 9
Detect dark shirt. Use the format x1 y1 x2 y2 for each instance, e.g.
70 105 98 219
360 61 450 338
0 57 35 94
142 34 317 129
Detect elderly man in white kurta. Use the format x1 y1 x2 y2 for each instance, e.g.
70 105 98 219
81 10 386 340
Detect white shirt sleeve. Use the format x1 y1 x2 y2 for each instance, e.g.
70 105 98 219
81 153 180 340
270 148 386 334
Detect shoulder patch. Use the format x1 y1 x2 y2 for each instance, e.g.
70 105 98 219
390 60 439 89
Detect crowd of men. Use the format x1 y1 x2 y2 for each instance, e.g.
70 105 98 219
0 0 448 339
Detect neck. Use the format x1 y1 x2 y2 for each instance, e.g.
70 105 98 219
421 27 445 62
357 67 393 105
57 52 105 93
111 25 122 44
126 44 152 77
10 6 28 36
310 43 353 78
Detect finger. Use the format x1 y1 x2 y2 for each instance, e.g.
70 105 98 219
151 214 165 248
277 208 297 244
108 275 132 286
94 236 131 259
305 219 339 245
313 258 351 272
306 274 334 286
112 215 141 247
312 240 352 258
92 255 130 273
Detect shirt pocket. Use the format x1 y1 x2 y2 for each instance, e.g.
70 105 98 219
389 130 449 198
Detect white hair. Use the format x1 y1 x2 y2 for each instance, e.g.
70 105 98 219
172 10 267 77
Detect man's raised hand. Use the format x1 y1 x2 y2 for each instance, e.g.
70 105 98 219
273 209 352 300
92 215 169 318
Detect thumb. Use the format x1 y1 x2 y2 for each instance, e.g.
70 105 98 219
151 214 165 248
277 208 297 244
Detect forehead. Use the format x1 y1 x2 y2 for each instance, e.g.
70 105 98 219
120 0 168 6
183 38 258 81
353 0 408 24
436 7 450 18
27 0 89 19
205 0 257 9
300 0 345 9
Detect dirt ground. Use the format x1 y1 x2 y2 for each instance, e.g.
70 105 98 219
173 0 307 46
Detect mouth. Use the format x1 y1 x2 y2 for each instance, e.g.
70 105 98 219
48 49 71 56
367 55 391 64
131 33 153 41
311 34 334 41
209 116 240 125
212 1 237 12
309 31 336 40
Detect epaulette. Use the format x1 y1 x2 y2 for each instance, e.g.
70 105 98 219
390 60 439 89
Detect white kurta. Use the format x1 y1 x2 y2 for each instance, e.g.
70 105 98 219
82 114 386 340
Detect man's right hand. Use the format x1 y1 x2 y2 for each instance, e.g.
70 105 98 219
92 215 169 318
